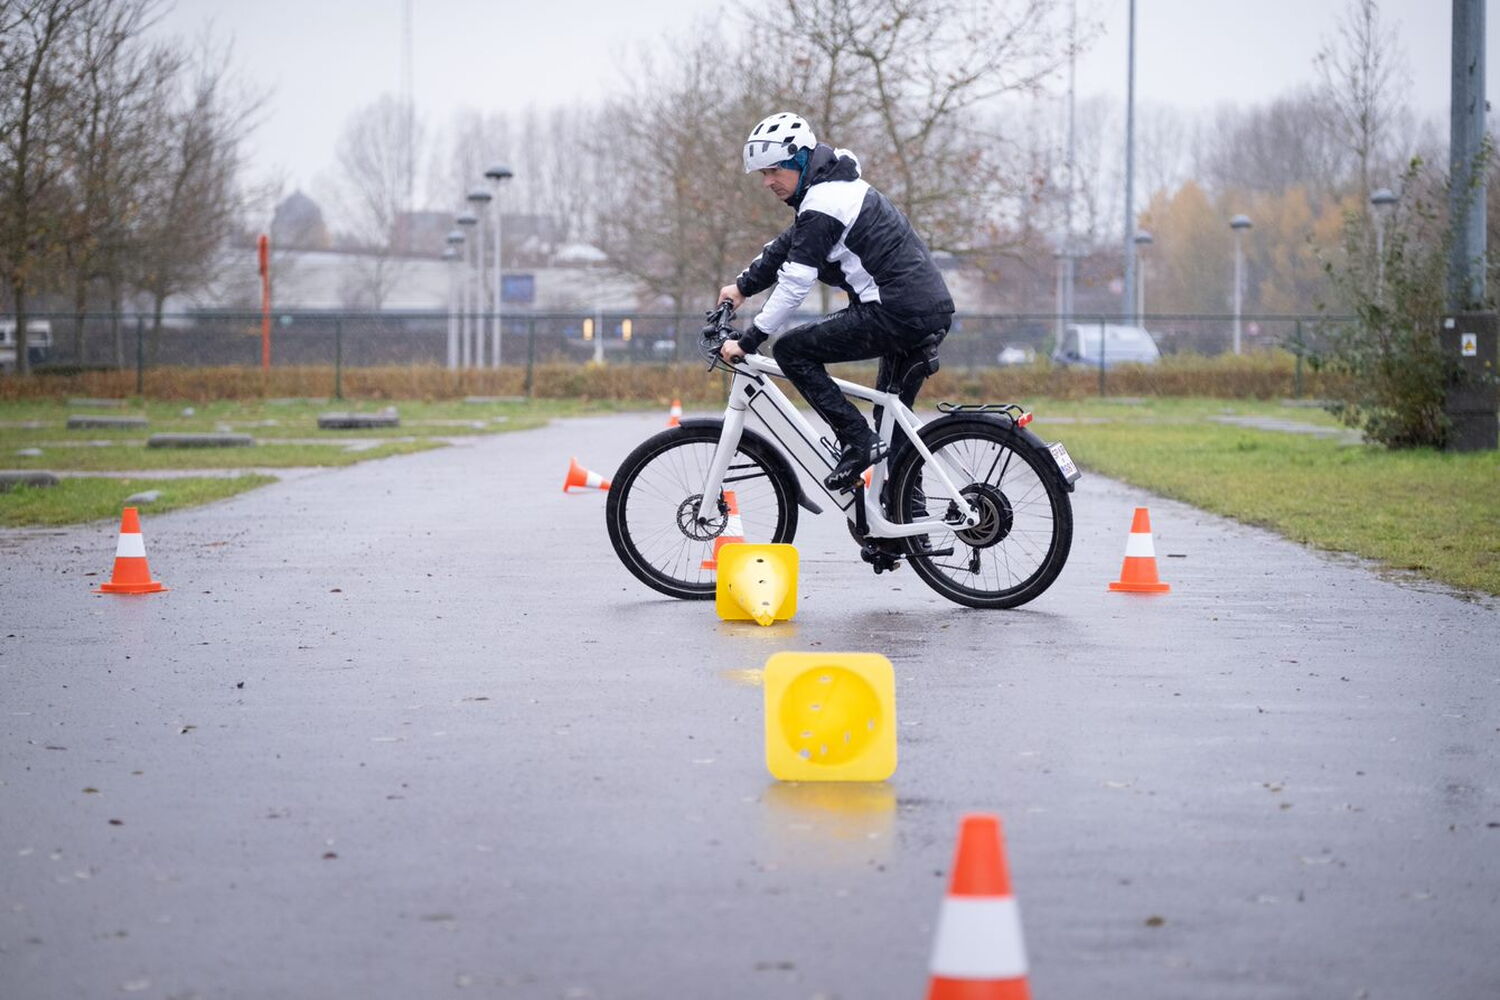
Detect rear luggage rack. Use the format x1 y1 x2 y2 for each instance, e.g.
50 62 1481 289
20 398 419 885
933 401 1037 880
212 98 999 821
936 402 1032 426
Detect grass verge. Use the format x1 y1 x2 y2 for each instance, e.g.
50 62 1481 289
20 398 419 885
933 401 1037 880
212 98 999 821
1030 398 1500 596
0 397 626 524
0 475 277 527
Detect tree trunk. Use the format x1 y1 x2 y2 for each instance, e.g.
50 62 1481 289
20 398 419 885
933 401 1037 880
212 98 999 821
11 280 30 376
109 276 124 368
149 291 166 365
72 277 88 365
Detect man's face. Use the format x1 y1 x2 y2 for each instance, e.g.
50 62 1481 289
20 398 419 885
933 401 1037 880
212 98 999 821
758 167 800 201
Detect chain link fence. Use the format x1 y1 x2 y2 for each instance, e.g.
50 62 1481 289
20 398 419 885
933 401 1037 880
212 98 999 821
10 310 1351 385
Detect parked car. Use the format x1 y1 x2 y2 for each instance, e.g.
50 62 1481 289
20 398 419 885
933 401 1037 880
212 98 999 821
0 318 53 371
996 345 1037 366
1051 323 1161 367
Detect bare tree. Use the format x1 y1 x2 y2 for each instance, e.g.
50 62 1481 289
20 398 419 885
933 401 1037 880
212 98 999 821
1314 0 1408 202
1196 91 1349 199
428 103 601 266
0 0 91 373
593 28 776 314
67 0 183 364
745 0 1065 250
131 35 258 350
323 94 424 307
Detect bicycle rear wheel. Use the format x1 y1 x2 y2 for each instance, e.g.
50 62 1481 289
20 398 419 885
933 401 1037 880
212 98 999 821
890 417 1072 609
606 424 799 600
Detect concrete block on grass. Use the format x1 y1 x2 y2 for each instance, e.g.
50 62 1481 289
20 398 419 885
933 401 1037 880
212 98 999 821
318 409 399 430
146 433 255 448
67 415 148 430
0 471 59 491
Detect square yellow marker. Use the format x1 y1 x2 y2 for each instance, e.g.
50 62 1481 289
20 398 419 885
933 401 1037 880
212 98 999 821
763 651 896 782
715 543 798 626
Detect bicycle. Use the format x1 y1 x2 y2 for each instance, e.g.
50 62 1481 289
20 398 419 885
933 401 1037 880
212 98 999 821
605 303 1082 609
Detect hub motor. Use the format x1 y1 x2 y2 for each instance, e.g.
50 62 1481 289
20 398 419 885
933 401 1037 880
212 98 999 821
955 483 1014 548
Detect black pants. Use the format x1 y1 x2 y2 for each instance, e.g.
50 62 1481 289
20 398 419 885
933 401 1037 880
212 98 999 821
770 301 950 451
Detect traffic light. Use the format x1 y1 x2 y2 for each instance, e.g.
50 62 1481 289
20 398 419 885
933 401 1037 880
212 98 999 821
582 317 594 341
621 318 632 342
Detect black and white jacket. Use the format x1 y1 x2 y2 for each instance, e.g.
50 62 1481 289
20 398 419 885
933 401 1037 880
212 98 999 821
735 143 954 352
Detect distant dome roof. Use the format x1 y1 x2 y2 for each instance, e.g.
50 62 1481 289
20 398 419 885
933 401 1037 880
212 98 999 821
552 242 607 264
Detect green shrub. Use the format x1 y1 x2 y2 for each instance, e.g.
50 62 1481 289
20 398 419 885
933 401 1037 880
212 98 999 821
1313 157 1475 448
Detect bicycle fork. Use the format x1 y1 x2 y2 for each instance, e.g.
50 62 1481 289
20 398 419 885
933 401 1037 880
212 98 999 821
692 377 755 527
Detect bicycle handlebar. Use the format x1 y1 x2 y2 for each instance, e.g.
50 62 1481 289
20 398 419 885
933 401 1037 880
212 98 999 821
700 301 742 372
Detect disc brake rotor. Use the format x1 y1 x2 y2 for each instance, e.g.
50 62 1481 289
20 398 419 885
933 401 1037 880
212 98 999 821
955 483 1014 548
676 493 727 541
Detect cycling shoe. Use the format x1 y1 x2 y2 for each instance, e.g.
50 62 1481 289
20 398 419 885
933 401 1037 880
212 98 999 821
824 438 888 492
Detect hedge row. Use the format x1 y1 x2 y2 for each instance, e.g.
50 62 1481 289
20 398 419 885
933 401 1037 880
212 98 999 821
0 353 1343 403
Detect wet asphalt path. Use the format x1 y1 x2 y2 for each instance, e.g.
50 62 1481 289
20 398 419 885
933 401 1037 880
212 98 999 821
1 412 1497 1000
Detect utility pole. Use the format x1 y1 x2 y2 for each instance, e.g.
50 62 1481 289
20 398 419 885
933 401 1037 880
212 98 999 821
1448 0 1487 311
1121 0 1138 325
1058 0 1078 344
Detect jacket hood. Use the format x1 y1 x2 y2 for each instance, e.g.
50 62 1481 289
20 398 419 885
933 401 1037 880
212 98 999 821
786 143 861 207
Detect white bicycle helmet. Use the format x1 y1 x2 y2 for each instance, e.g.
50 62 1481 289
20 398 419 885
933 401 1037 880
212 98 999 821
742 112 817 173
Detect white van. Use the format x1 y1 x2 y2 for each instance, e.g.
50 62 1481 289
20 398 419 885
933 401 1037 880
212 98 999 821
1052 323 1161 367
0 318 53 370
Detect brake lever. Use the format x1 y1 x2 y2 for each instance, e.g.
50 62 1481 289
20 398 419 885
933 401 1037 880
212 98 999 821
701 301 740 372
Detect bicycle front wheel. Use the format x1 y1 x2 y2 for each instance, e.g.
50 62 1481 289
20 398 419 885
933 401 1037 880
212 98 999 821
890 417 1073 609
605 424 799 600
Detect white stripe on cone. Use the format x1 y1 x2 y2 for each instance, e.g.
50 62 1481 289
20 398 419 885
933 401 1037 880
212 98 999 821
1123 531 1156 558
115 533 147 559
928 897 1029 980
584 470 605 489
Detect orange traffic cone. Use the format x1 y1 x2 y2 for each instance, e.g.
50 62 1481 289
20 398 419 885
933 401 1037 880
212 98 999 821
563 457 610 493
926 814 1030 1000
1108 506 1171 593
95 507 167 594
667 398 683 427
700 490 745 570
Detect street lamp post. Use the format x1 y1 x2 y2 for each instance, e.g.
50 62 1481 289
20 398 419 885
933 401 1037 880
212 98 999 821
465 187 493 368
455 212 479 369
1370 187 1398 299
443 232 464 370
484 164 514 369
1133 229 1153 325
1230 214 1252 355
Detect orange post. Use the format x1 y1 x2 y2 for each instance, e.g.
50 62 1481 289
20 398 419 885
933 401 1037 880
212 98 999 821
258 234 271 372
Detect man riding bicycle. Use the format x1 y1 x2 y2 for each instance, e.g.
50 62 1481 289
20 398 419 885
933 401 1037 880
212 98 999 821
718 112 955 494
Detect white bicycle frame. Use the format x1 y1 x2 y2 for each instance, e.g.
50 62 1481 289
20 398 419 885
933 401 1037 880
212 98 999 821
692 353 982 537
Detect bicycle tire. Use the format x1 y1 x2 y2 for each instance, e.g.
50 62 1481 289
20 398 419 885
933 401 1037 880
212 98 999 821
606 423 799 600
889 416 1072 609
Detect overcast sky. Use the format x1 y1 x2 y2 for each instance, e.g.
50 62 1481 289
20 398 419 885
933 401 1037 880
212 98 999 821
153 0 1492 197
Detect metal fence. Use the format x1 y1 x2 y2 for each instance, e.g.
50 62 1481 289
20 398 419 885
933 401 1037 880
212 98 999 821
11 310 1349 375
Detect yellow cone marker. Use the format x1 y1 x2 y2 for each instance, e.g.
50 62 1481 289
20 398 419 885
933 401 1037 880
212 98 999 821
763 651 896 782
715 543 797 626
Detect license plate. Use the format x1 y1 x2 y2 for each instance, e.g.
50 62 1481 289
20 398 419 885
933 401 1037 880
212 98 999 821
1048 441 1081 483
